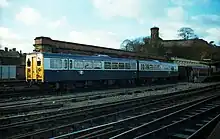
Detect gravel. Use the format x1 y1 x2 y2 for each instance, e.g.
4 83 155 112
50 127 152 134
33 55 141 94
62 82 219 109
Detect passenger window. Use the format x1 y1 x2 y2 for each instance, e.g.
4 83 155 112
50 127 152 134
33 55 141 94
93 61 102 69
145 64 150 69
119 63 124 69
153 65 157 70
75 60 84 69
69 60 73 69
50 59 55 68
84 60 93 69
59 59 62 69
112 62 119 69
51 59 62 69
157 65 160 70
27 59 31 67
104 62 111 69
131 63 136 69
64 59 68 69
125 63 131 69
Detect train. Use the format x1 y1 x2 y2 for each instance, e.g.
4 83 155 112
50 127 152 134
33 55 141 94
0 65 25 81
25 52 213 90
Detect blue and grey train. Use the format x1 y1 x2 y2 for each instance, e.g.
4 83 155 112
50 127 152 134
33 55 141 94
26 52 179 89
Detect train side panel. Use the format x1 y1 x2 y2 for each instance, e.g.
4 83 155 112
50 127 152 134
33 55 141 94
16 65 25 80
44 70 137 82
178 66 191 81
0 65 16 80
43 55 137 83
138 60 179 78
179 65 211 82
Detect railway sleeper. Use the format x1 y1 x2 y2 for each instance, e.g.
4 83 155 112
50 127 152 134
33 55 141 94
3 92 207 139
45 95 216 139
132 100 220 139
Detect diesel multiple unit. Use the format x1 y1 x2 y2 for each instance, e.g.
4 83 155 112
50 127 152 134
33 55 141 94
25 52 212 88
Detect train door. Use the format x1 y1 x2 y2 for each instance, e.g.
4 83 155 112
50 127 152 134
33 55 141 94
26 54 36 81
32 56 37 80
26 53 39 81
187 67 193 82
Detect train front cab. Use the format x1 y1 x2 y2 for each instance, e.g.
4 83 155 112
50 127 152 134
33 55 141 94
26 53 44 84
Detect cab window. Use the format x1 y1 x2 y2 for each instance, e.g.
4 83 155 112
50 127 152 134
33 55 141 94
27 59 31 67
37 61 41 66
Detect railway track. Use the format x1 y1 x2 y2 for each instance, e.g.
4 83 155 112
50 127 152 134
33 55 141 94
133 101 220 139
110 95 220 139
0 83 183 116
51 91 220 139
0 81 174 100
0 85 44 101
0 82 181 103
0 84 218 139
0 80 26 87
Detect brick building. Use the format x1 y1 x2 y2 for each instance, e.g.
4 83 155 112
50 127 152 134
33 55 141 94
0 47 25 65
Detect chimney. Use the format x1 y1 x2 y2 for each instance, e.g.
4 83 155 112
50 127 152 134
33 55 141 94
150 27 159 41
5 47 8 52
12 48 16 51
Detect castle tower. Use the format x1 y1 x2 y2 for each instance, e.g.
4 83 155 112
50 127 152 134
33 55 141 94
150 27 159 41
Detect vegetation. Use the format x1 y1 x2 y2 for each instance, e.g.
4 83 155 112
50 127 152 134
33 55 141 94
120 27 220 61
177 27 198 40
120 36 166 57
120 38 145 52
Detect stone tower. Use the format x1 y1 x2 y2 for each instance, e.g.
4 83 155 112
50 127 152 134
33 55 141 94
150 27 159 41
150 27 160 47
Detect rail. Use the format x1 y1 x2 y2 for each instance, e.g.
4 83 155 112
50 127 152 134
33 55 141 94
2 85 215 139
49 89 219 139
1 89 196 139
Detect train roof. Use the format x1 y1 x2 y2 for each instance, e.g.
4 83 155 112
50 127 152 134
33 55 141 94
190 65 209 69
39 52 137 62
28 52 178 65
160 61 178 66
139 60 178 66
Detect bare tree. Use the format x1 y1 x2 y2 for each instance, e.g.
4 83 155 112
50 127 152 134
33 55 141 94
120 39 134 51
121 37 144 52
209 41 214 44
177 27 198 40
120 36 166 57
209 41 217 47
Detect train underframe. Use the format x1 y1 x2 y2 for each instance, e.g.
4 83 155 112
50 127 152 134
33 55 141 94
32 76 179 92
